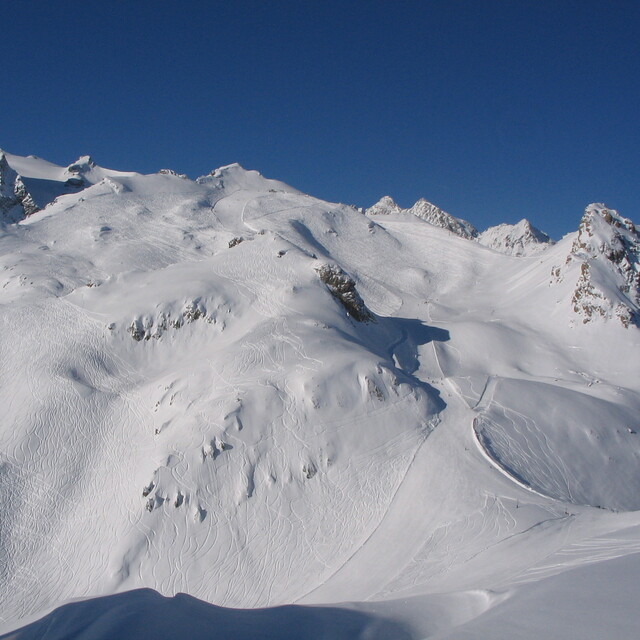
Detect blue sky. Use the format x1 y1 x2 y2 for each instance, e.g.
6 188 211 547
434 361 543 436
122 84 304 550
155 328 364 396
3 1 638 238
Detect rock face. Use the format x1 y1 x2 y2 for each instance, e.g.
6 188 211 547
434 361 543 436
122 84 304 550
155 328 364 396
316 263 373 322
158 169 189 179
478 219 553 256
408 198 478 238
552 203 640 327
66 155 96 174
0 152 39 222
366 196 477 239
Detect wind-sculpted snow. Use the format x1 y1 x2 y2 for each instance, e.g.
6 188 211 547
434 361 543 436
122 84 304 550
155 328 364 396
1 151 640 638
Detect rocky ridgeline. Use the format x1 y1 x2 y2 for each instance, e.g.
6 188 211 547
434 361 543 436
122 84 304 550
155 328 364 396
0 152 39 221
366 195 478 239
366 195 555 255
552 204 639 327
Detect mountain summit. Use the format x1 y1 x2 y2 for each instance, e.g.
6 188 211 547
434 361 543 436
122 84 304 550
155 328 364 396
478 218 553 256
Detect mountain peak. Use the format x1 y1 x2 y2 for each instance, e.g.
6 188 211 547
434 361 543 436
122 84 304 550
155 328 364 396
551 203 639 327
365 195 402 216
478 218 553 256
408 198 478 238
365 195 478 239
209 162 247 178
66 155 96 174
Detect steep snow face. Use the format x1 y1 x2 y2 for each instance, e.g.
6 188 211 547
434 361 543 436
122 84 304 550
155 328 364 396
478 219 553 256
1 156 640 639
550 203 639 326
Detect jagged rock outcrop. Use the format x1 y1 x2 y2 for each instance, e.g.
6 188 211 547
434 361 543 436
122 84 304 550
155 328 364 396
0 152 39 221
366 195 477 239
316 263 373 322
159 169 189 179
409 198 478 238
66 155 96 174
478 219 553 256
551 204 639 327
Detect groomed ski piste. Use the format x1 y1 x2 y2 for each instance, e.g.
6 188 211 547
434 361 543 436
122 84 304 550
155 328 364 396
1 151 639 639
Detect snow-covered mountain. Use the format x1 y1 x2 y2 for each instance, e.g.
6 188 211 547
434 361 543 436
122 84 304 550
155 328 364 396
1 151 639 640
365 195 554 257
366 195 478 238
551 203 640 327
477 218 553 256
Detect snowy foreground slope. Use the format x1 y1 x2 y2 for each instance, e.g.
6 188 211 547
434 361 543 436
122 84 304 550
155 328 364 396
0 151 639 639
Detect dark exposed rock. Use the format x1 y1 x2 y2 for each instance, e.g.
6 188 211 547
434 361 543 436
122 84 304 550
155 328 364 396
316 264 373 322
0 152 40 221
302 463 317 479
159 169 189 179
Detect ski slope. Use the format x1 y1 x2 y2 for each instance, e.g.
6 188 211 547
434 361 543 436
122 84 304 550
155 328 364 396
0 152 639 638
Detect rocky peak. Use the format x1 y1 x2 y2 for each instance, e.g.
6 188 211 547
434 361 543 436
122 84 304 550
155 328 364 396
571 203 637 260
365 195 477 239
408 198 478 239
66 155 96 174
552 204 639 327
478 219 553 256
365 196 402 216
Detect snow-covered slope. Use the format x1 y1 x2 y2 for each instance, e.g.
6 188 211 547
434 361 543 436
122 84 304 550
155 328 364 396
0 151 143 222
477 218 553 256
1 151 639 639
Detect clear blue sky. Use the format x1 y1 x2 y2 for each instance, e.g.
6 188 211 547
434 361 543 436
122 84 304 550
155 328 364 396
3 0 639 238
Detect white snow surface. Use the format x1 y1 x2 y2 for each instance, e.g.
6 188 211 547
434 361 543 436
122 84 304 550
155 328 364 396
0 152 639 639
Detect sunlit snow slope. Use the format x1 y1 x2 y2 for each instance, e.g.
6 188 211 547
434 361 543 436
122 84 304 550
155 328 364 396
1 152 639 639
